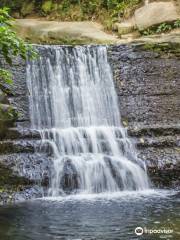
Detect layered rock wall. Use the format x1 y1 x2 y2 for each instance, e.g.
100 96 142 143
108 43 180 188
0 56 50 204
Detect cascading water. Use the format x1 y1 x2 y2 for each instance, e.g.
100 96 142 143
26 45 149 196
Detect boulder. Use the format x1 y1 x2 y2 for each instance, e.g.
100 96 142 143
120 31 141 40
135 1 180 30
114 21 135 35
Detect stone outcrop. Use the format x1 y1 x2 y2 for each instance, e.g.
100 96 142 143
113 21 135 35
13 19 118 45
134 1 180 30
114 1 180 37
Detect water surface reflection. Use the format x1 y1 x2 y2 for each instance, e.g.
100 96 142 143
0 190 179 240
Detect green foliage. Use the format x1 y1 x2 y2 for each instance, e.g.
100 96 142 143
0 7 37 84
0 1 143 24
81 0 101 15
0 69 12 84
21 1 35 17
156 23 172 33
107 0 141 14
0 103 17 120
174 19 180 28
142 20 180 36
141 28 153 36
0 0 23 12
42 0 143 25
42 0 52 14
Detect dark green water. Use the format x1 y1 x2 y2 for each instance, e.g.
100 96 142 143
0 190 179 240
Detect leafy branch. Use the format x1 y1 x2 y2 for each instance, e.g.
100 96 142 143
0 7 37 84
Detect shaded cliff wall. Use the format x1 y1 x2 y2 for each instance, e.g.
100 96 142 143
108 43 180 187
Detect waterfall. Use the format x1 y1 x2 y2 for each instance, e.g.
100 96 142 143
26 46 149 196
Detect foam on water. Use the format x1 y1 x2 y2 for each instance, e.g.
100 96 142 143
40 189 177 203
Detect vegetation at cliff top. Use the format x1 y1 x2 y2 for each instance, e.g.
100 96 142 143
0 7 37 84
0 0 143 29
2 1 179 35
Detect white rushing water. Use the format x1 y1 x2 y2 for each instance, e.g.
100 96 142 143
26 46 149 196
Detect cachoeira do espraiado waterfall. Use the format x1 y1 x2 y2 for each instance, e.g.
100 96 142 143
26 45 150 196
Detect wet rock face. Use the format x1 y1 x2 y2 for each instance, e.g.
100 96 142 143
0 54 52 201
0 162 44 205
0 130 52 203
108 43 180 188
60 159 80 194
